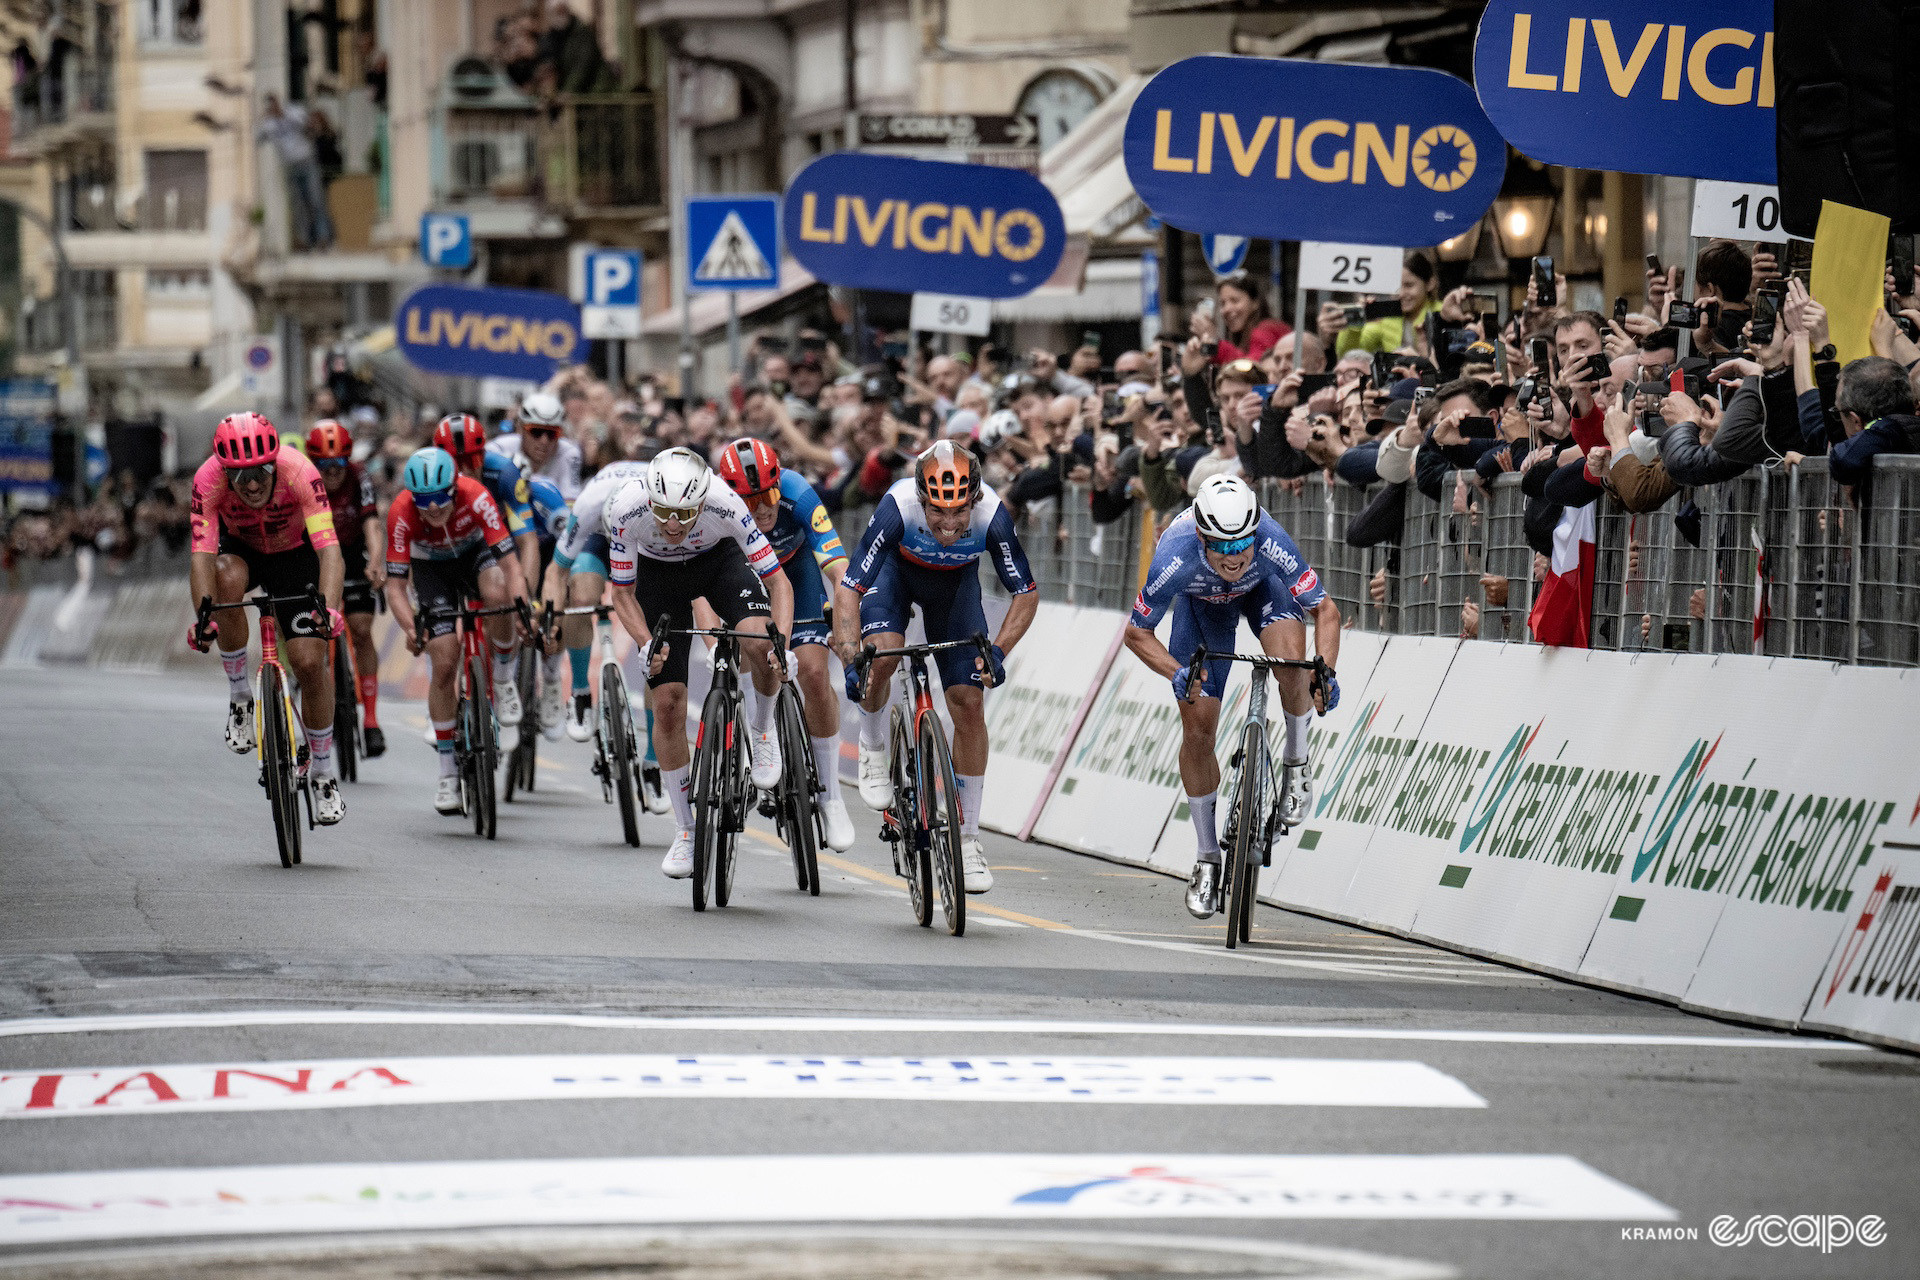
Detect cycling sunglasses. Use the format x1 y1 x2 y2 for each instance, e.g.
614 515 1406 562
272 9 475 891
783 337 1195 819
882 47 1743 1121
311 456 347 470
523 426 560 440
741 487 779 510
415 488 455 511
231 463 276 488
652 502 701 524
1205 534 1257 556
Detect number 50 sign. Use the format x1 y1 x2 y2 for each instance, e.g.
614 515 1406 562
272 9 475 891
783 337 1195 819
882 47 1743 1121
1297 241 1404 294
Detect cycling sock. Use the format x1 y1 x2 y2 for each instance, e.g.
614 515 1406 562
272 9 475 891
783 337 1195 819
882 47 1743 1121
1189 791 1221 861
747 681 775 733
490 641 515 685
663 763 694 828
956 773 985 836
568 645 591 693
434 717 457 778
305 724 335 779
1283 711 1312 765
811 735 841 794
541 648 565 686
358 672 380 728
859 704 889 749
219 648 251 701
644 705 656 763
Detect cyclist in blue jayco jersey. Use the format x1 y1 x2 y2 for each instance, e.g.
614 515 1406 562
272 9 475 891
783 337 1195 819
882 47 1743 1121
716 438 857 851
514 468 571 735
833 442 1037 896
1124 474 1342 920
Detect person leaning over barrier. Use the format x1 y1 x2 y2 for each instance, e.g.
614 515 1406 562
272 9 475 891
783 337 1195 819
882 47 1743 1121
1829 355 1920 489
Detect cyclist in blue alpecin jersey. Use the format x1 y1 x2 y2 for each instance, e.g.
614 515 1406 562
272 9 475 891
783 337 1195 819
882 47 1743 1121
1123 474 1342 919
833 441 1038 895
716 438 858 852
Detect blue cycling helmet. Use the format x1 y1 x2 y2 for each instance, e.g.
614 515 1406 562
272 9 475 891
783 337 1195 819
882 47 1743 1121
402 446 457 496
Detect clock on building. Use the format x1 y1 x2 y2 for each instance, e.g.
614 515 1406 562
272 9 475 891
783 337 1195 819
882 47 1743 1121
1016 70 1103 151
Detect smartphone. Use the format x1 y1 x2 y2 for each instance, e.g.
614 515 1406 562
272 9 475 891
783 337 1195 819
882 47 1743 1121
758 334 790 353
1891 234 1916 297
1364 298 1403 320
1471 293 1500 316
1204 409 1225 447
1081 330 1102 350
1668 300 1707 328
1371 350 1396 387
1458 415 1497 439
797 334 828 352
1645 253 1662 274
1751 283 1781 345
1787 240 1814 284
1614 296 1630 326
1580 351 1611 383
1532 256 1557 308
1158 345 1174 377
1662 621 1691 651
1413 386 1436 411
1251 383 1277 400
1296 372 1336 398
1529 337 1553 375
1341 304 1366 328
1757 241 1787 268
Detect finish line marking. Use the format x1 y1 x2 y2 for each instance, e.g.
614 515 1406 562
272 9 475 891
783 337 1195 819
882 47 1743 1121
0 1010 1866 1049
0 1153 1676 1244
0 1053 1487 1118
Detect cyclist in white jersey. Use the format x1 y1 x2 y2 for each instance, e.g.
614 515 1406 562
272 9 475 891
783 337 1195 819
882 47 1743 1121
489 391 583 500
548 458 649 740
605 447 795 877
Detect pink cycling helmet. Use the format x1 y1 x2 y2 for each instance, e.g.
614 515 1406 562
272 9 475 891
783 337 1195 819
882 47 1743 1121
212 412 281 468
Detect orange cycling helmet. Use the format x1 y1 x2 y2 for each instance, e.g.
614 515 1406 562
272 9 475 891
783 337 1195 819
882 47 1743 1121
915 440 980 510
433 412 487 462
305 419 353 460
717 437 781 498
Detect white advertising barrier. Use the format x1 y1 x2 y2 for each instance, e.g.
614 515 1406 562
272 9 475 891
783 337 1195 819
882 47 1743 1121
979 602 1124 836
1801 774 1920 1052
1150 630 1391 884
1031 645 1186 861
1272 636 1463 932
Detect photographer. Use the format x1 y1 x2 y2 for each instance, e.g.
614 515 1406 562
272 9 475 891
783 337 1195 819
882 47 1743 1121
1657 389 1749 487
1134 388 1199 516
1693 239 1754 353
1325 252 1441 356
1188 270 1290 365
1024 347 1094 398
1553 311 1614 452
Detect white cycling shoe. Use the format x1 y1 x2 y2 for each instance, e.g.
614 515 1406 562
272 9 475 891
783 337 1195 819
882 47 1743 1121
662 829 695 878
493 677 523 726
434 775 463 815
313 777 345 826
821 794 857 852
750 727 783 789
225 700 255 755
1281 761 1312 827
961 837 993 894
641 762 670 814
857 742 893 810
1185 860 1219 919
538 681 566 741
566 693 595 742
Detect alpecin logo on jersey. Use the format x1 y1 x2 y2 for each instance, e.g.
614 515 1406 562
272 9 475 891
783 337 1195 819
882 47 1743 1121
1289 567 1319 598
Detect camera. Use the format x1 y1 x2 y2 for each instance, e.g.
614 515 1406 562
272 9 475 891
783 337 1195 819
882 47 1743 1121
1458 415 1497 440
1667 299 1714 329
1341 305 1365 328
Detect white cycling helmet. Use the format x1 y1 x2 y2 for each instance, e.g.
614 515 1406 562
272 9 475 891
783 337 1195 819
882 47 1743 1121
1192 474 1261 548
518 390 566 428
646 446 711 515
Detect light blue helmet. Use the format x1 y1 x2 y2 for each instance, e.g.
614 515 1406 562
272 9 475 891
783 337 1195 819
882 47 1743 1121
402 446 457 496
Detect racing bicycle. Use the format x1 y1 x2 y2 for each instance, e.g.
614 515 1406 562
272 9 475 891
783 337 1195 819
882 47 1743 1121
554 602 644 845
1181 646 1331 948
417 599 531 841
757 670 822 896
503 611 544 802
852 634 992 937
329 626 360 784
194 590 328 869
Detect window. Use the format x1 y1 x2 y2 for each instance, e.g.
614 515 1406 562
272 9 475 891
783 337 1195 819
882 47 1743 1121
143 150 208 231
147 268 211 297
139 0 203 45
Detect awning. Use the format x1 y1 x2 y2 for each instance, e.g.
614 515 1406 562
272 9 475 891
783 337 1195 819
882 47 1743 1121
642 258 819 338
1042 75 1149 242
993 256 1143 324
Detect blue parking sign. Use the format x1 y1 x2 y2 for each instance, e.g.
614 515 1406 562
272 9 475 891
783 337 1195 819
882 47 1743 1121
419 213 472 269
686 196 780 291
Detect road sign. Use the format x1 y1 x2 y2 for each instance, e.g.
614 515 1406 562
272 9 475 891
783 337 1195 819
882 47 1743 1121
686 196 780 291
419 213 472 269
1297 241 1404 294
909 292 992 337
239 336 282 399
857 113 1041 172
581 249 643 339
1201 234 1249 278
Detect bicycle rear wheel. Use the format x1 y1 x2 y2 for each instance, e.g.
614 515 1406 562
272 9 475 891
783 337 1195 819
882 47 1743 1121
603 663 640 847
918 712 966 937
690 686 730 910
1226 721 1266 947
715 709 748 907
331 641 358 784
260 665 301 869
505 647 537 801
776 685 820 896
466 652 497 840
890 707 931 927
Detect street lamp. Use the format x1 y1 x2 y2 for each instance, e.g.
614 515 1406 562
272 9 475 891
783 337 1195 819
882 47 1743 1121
1435 216 1483 263
1493 191 1555 261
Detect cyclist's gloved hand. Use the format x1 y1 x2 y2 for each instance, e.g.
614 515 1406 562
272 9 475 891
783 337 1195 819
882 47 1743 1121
981 644 1007 688
1171 661 1204 702
783 646 800 683
325 607 346 639
843 661 865 702
1322 672 1341 711
186 621 214 653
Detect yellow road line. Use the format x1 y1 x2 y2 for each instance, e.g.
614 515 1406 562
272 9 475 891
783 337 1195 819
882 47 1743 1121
987 865 1045 873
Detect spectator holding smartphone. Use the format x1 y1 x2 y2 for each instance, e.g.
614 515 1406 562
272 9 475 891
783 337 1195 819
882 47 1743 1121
1189 271 1290 366
1328 253 1441 356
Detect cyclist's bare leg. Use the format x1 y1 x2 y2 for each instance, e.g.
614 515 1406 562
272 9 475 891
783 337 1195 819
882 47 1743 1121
347 612 378 691
284 636 333 731
857 633 904 713
211 555 253 651
734 616 779 699
564 570 603 661
1176 696 1223 797
796 643 838 737
475 560 517 653
1260 616 1311 716
425 633 460 722
944 684 987 774
651 682 690 770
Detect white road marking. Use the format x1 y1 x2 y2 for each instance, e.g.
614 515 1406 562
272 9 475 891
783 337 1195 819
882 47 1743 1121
0 1152 1675 1244
0 1010 1862 1049
1069 929 1474 985
0 1053 1486 1118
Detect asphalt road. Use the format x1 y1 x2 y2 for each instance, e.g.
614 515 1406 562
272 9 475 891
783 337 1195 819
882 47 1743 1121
1 666 1916 1279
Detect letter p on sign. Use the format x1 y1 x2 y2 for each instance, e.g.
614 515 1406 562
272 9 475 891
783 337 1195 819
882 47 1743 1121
587 251 641 306
420 213 471 269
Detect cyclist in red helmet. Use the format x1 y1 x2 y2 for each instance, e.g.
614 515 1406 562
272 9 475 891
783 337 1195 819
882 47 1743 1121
305 418 388 757
187 411 348 824
832 440 1038 895
716 437 856 851
433 412 540 725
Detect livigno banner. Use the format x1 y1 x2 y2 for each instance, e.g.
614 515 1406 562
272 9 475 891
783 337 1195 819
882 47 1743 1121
1122 55 1506 245
1472 0 1776 182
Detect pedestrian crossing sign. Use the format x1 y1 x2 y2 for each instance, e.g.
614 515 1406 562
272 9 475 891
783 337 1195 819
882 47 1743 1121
686 195 781 292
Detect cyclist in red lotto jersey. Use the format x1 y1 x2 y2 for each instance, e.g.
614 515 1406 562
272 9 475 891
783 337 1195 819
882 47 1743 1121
381 447 530 814
305 419 388 757
186 411 348 824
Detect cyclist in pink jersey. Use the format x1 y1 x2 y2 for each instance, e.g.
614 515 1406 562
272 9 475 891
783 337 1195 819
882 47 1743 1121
186 412 347 824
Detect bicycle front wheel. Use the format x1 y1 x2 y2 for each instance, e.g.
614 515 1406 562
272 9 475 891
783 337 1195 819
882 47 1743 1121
604 663 640 846
776 685 820 896
690 687 732 911
1225 720 1266 947
260 665 301 869
917 712 966 937
465 652 497 840
714 710 748 908
331 641 358 784
891 707 931 927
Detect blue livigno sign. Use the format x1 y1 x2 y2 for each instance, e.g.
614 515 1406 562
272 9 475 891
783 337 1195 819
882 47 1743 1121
1123 56 1506 247
783 152 1065 299
395 284 588 381
1473 1 1775 183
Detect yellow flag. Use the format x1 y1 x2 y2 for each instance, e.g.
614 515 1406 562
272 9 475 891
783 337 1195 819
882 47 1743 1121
1811 199 1892 364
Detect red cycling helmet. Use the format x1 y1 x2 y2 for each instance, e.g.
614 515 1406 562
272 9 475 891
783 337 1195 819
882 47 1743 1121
716 437 781 499
212 412 280 469
305 419 353 460
433 412 487 462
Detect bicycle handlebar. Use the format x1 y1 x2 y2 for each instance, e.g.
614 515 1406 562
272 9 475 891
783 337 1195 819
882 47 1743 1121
1181 648 1331 707
850 631 993 701
196 591 327 647
413 598 533 647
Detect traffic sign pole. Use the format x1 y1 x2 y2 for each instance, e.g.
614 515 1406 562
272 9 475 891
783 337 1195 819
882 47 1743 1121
727 293 740 379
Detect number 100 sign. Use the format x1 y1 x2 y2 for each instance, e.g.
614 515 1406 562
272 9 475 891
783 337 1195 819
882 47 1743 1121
1297 241 1405 294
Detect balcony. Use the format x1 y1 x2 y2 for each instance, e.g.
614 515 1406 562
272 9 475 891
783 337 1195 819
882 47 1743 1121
539 93 663 215
19 281 119 357
9 61 114 157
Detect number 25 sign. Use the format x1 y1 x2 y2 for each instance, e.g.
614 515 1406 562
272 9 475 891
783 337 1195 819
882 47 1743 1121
1297 241 1405 293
